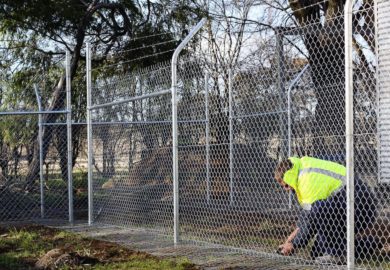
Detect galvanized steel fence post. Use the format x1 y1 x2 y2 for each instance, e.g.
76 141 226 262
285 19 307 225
171 18 207 244
86 43 93 225
287 65 309 157
34 85 45 219
228 69 234 206
205 71 210 203
345 1 355 269
287 65 309 208
65 51 74 224
276 31 287 159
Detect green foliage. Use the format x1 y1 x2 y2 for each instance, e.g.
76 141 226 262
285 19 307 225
0 0 204 184
47 178 67 190
0 0 84 34
0 115 37 147
73 171 88 189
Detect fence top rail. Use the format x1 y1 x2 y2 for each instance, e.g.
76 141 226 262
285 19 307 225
89 89 171 110
41 119 207 126
0 110 69 116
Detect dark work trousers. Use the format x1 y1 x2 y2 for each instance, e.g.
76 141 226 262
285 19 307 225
292 180 378 259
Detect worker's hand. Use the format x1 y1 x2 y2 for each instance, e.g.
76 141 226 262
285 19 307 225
278 242 294 256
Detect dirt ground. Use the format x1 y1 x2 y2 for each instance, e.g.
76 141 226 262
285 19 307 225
0 224 197 270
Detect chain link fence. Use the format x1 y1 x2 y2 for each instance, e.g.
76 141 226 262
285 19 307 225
0 112 42 220
0 53 89 222
0 0 390 269
0 106 73 221
87 2 390 269
89 59 174 233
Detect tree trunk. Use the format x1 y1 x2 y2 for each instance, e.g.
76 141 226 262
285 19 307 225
22 1 135 190
289 0 346 157
309 20 345 158
71 124 83 167
0 135 8 181
24 3 92 190
24 84 65 190
55 125 69 182
102 137 116 178
12 146 21 179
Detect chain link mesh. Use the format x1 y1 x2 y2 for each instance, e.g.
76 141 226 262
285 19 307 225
0 54 80 222
71 124 89 220
0 114 41 220
0 0 389 269
89 2 390 268
0 115 74 221
90 60 173 233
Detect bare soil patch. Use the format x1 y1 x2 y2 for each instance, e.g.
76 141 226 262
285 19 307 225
0 224 197 270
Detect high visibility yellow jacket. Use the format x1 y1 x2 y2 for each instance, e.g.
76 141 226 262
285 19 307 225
283 156 346 210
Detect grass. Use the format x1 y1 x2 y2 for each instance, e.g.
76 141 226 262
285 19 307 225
0 228 46 270
0 253 24 270
83 258 195 270
0 170 112 220
0 225 197 270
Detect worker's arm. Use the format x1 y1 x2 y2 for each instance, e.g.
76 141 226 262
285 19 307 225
278 227 299 255
287 227 299 243
279 209 317 256
292 209 317 248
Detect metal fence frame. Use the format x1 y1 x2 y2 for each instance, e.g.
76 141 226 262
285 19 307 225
83 11 362 269
0 0 383 267
0 1 359 268
0 51 74 223
0 1 386 267
85 18 207 238
345 1 355 268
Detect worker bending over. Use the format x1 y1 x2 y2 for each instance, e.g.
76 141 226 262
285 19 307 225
274 156 378 264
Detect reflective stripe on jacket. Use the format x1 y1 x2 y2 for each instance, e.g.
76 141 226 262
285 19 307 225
283 156 345 209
